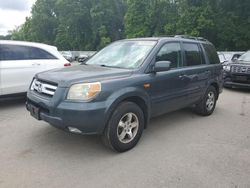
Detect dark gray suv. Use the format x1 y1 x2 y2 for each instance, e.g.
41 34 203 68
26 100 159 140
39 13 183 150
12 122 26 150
26 36 223 152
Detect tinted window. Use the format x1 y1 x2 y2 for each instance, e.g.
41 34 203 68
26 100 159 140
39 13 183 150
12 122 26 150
156 42 182 68
203 44 220 64
0 44 57 61
183 43 204 66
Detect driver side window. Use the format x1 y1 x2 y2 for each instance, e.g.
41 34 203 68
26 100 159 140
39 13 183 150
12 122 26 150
156 42 182 69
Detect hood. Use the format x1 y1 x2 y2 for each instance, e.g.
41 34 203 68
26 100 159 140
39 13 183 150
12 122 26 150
36 64 133 87
230 60 250 66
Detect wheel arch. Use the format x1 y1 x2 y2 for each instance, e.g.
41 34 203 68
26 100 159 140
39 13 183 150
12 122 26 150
102 88 151 134
210 82 219 99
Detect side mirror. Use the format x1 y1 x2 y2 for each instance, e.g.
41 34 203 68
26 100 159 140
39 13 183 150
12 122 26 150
154 61 172 72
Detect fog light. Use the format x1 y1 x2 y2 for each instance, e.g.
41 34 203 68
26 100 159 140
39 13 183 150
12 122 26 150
68 127 82 134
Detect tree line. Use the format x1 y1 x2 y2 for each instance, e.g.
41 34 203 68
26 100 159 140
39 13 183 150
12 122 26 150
4 0 250 51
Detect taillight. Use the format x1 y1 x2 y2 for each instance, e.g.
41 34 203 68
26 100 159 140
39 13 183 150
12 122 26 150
64 63 71 67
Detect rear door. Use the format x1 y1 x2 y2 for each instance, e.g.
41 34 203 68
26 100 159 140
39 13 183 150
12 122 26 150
0 42 2 96
0 44 64 95
27 46 64 71
0 44 38 95
181 42 210 103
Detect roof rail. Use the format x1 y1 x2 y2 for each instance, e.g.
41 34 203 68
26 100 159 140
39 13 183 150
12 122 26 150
174 35 208 42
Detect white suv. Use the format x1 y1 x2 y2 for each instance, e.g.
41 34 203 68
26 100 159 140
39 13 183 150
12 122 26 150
0 40 70 96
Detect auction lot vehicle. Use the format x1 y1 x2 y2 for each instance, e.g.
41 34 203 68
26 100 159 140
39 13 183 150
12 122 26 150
78 54 89 63
26 36 223 152
218 52 244 64
224 50 250 89
0 40 70 97
218 52 227 64
60 51 74 62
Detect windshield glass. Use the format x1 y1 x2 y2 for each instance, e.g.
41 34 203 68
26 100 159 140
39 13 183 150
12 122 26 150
86 40 157 69
238 51 250 62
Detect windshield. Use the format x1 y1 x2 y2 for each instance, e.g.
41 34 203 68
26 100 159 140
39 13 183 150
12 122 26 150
238 51 250 62
86 40 157 69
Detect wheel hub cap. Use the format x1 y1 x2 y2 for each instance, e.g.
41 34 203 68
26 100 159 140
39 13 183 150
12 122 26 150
117 113 139 144
206 91 215 111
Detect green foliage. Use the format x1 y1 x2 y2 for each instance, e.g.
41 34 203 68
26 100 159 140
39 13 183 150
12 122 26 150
4 0 250 51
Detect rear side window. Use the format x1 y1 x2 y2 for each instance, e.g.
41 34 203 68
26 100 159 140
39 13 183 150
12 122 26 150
156 42 182 68
202 44 220 64
0 44 57 61
183 43 204 66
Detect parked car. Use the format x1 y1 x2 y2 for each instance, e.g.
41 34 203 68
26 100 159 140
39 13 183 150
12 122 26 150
219 52 244 64
223 50 250 89
61 51 74 62
78 54 89 63
0 40 71 97
26 36 223 152
218 52 227 64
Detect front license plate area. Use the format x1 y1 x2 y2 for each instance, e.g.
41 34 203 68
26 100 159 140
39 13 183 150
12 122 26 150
30 104 41 120
235 76 247 82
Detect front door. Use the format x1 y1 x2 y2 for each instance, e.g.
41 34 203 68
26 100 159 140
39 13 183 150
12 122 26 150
149 42 189 117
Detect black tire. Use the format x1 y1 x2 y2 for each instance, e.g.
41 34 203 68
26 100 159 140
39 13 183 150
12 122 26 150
195 86 218 116
103 102 144 152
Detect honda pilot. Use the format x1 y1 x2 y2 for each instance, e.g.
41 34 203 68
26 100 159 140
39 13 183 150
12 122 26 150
26 36 223 152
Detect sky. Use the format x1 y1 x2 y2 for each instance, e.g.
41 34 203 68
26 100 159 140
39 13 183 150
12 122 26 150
0 0 36 35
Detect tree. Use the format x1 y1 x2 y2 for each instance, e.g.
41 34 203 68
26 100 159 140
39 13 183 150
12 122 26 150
124 0 151 38
29 0 58 44
8 0 250 51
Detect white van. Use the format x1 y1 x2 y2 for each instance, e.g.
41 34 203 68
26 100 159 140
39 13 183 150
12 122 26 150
0 40 70 96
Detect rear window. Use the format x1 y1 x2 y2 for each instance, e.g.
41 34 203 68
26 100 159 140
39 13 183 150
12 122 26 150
0 44 57 61
203 44 220 64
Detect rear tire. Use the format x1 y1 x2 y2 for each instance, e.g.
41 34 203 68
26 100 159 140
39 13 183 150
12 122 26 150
103 102 144 152
195 86 218 116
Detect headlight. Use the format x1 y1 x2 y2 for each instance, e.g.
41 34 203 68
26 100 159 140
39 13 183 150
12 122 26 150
223 65 231 72
67 82 101 101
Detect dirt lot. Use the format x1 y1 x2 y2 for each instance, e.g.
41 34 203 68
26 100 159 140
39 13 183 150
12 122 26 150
0 89 249 188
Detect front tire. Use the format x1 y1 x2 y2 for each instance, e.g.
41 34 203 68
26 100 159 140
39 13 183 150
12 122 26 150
195 86 218 116
103 102 144 152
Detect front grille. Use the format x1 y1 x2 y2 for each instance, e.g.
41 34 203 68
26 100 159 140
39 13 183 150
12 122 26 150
231 65 250 74
31 79 58 97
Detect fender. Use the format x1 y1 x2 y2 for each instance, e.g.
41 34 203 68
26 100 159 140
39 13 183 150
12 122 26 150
203 72 223 99
101 87 151 133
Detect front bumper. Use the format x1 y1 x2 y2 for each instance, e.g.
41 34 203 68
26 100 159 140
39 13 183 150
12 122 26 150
26 90 108 135
224 80 250 89
223 71 250 89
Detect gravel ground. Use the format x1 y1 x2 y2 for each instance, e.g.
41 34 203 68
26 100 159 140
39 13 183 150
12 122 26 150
0 89 249 188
